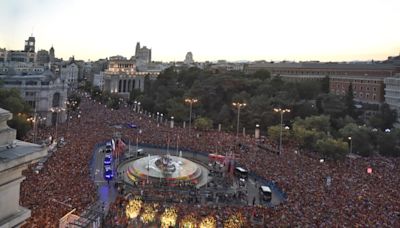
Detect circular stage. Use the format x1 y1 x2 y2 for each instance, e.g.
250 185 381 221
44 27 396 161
120 154 207 186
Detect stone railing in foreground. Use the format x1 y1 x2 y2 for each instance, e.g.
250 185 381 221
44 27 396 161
0 108 47 227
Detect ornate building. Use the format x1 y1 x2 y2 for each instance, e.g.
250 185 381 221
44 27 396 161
103 56 145 97
0 71 68 126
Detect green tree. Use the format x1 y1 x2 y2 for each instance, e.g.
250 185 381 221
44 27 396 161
368 103 398 130
292 123 326 149
295 80 321 100
345 83 356 118
128 89 143 104
377 130 400 157
267 124 291 143
315 137 347 160
0 88 32 139
321 75 330 94
352 128 374 156
194 117 213 131
252 70 271 81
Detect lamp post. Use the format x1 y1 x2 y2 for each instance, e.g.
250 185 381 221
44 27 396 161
50 107 65 143
184 98 198 135
348 136 352 154
27 116 36 143
232 102 247 138
273 108 290 155
255 124 260 139
134 101 137 112
170 116 174 128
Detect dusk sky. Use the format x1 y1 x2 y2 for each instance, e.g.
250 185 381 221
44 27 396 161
1 0 399 62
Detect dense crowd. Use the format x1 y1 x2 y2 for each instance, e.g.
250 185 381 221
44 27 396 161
20 92 400 227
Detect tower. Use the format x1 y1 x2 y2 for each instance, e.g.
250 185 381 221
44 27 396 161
49 46 55 62
135 42 140 57
24 36 35 52
184 52 194 64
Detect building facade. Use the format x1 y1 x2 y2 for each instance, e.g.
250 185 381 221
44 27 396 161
244 61 399 105
102 56 145 97
384 75 400 125
135 42 152 65
0 71 68 126
60 62 79 89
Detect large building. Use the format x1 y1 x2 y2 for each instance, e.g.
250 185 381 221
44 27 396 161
135 42 152 65
0 71 68 126
103 56 144 97
0 108 47 227
0 36 37 63
384 75 400 125
0 62 45 75
244 61 399 104
60 61 79 89
36 49 50 66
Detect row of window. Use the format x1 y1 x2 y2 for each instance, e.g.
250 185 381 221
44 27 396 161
332 84 378 92
332 79 381 84
335 89 378 100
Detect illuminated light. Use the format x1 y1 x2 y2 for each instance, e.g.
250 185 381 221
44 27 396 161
199 215 216 228
224 212 246 228
160 207 177 228
367 167 373 174
125 197 142 219
140 203 158 224
180 214 197 228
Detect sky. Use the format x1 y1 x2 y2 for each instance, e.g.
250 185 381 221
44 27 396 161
1 0 399 62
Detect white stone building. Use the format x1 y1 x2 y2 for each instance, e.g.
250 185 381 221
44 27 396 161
0 71 68 126
384 74 400 126
60 62 79 89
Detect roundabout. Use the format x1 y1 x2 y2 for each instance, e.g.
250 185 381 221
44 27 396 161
119 153 209 187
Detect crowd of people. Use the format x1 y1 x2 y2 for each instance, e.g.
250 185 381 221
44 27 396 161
20 92 400 227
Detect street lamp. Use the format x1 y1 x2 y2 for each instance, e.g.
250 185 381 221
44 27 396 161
255 124 260 139
348 136 352 154
273 108 290 155
170 116 174 128
232 102 247 138
50 107 65 142
184 98 198 135
27 116 36 143
134 101 137 112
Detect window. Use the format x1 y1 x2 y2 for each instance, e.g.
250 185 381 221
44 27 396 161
26 80 37 86
373 87 376 92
